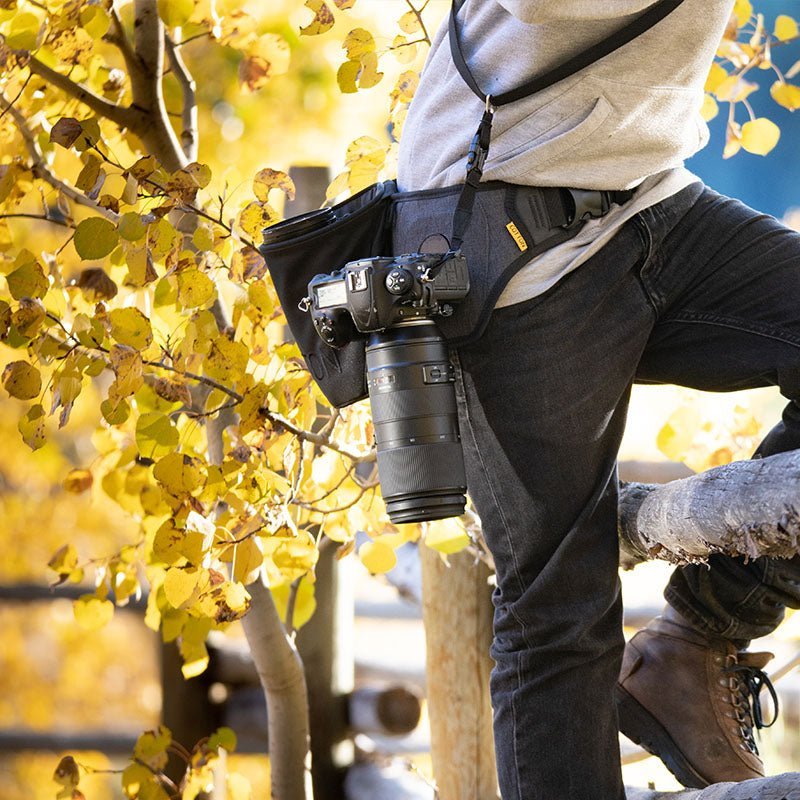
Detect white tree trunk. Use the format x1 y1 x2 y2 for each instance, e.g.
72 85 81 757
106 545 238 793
626 772 800 799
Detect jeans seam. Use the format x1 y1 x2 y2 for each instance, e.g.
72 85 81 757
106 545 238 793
662 310 800 349
633 214 660 313
452 354 534 649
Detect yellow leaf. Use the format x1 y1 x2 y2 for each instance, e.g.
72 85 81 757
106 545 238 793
740 117 781 155
63 468 93 494
237 202 279 240
300 0 334 35
80 5 110 38
5 10 42 50
359 540 396 574
272 577 317 629
425 518 470 555
180 639 210 678
48 543 84 584
109 344 144 402
153 452 206 495
775 15 799 42
337 59 360 93
714 75 758 102
230 537 264 583
19 403 46 449
2 360 41 400
704 62 728 94
733 0 752 27
163 567 200 608
177 268 216 308
342 27 375 59
134 726 172 771
398 10 421 34
771 80 800 110
205 337 249 383
73 594 114 631
157 0 193 27
358 51 384 89
253 168 295 203
700 94 719 121
109 307 153 349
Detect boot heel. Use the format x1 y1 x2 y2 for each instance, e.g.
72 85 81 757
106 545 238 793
615 685 708 789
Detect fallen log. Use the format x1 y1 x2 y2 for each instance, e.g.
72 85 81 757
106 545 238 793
626 772 800 799
619 450 800 568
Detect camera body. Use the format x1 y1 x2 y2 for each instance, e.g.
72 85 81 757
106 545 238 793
308 252 469 346
305 250 470 525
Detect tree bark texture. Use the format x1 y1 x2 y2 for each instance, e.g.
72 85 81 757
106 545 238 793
626 772 800 799
619 451 800 568
420 545 498 800
242 577 314 800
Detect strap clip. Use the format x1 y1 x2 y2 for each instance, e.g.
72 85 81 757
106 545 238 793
562 188 611 229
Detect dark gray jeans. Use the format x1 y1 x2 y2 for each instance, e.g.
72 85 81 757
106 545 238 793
453 183 800 800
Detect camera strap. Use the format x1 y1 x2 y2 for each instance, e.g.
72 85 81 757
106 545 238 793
446 0 687 256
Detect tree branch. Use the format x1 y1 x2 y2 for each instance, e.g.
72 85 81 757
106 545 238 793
130 0 187 171
0 92 119 222
27 57 137 130
618 451 800 568
165 34 198 161
105 3 149 102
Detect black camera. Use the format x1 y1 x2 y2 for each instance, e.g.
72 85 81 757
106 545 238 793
307 252 469 347
306 252 470 525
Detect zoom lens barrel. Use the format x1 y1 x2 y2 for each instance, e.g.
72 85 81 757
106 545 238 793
366 321 467 524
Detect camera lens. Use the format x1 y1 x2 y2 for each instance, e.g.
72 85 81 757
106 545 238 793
366 321 467 524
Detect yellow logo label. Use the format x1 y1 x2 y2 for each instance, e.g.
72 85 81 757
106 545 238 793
506 221 528 252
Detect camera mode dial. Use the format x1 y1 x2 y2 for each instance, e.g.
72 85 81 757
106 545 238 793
385 267 414 296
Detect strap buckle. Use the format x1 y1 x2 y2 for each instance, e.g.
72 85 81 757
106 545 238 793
561 188 610 229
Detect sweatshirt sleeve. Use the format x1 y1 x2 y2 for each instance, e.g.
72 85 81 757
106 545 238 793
495 0 659 23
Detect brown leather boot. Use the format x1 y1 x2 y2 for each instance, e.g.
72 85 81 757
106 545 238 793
616 606 778 788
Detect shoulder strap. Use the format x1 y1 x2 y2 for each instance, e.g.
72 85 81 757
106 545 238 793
449 0 686 107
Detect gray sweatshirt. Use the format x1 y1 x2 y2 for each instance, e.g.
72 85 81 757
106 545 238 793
397 0 734 306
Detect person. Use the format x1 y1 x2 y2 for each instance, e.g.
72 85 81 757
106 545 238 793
396 1 800 798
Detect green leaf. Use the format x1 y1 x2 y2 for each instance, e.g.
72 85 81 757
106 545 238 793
7 259 47 300
118 212 147 241
136 411 179 459
74 217 119 260
208 727 238 753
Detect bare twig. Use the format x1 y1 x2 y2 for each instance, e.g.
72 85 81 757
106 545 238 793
165 34 198 161
0 213 73 229
404 0 432 46
0 92 118 221
27 57 138 130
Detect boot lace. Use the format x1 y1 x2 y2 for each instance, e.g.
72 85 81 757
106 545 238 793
723 662 779 754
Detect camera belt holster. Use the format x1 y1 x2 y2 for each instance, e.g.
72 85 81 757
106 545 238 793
260 0 686 407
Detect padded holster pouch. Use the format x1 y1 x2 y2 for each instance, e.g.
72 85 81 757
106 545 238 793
260 181 397 408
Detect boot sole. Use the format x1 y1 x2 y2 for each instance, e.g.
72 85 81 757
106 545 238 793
615 685 710 789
